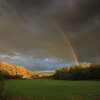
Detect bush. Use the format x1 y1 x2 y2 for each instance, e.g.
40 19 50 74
0 72 5 98
33 74 39 78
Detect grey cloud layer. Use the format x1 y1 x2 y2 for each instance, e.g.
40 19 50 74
0 0 100 70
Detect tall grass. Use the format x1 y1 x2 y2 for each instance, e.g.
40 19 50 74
1 93 100 100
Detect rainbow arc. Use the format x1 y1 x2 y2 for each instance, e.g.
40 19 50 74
41 12 79 65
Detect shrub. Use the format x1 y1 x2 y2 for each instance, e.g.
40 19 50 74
0 71 5 98
33 74 39 78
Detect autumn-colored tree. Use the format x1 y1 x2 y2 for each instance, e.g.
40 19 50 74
0 62 25 79
80 62 91 68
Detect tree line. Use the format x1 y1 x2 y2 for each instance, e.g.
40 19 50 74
53 62 100 80
0 61 100 80
0 62 38 79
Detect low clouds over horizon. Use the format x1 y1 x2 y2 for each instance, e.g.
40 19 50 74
0 0 100 71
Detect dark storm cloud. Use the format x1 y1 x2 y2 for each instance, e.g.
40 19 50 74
53 0 100 63
0 0 73 60
17 0 53 7
52 0 100 31
0 0 100 71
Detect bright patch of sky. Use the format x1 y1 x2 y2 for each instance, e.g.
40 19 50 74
0 54 73 71
43 58 63 63
0 54 33 63
33 70 55 73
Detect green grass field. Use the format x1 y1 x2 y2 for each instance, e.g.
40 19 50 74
5 79 100 100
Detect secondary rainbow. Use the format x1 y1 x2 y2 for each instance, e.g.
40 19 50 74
41 12 79 65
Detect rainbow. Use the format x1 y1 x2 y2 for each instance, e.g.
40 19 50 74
41 12 79 65
23 0 79 65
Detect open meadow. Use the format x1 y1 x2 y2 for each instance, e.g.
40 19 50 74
5 79 100 100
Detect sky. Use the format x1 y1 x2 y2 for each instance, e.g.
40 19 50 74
0 0 100 72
